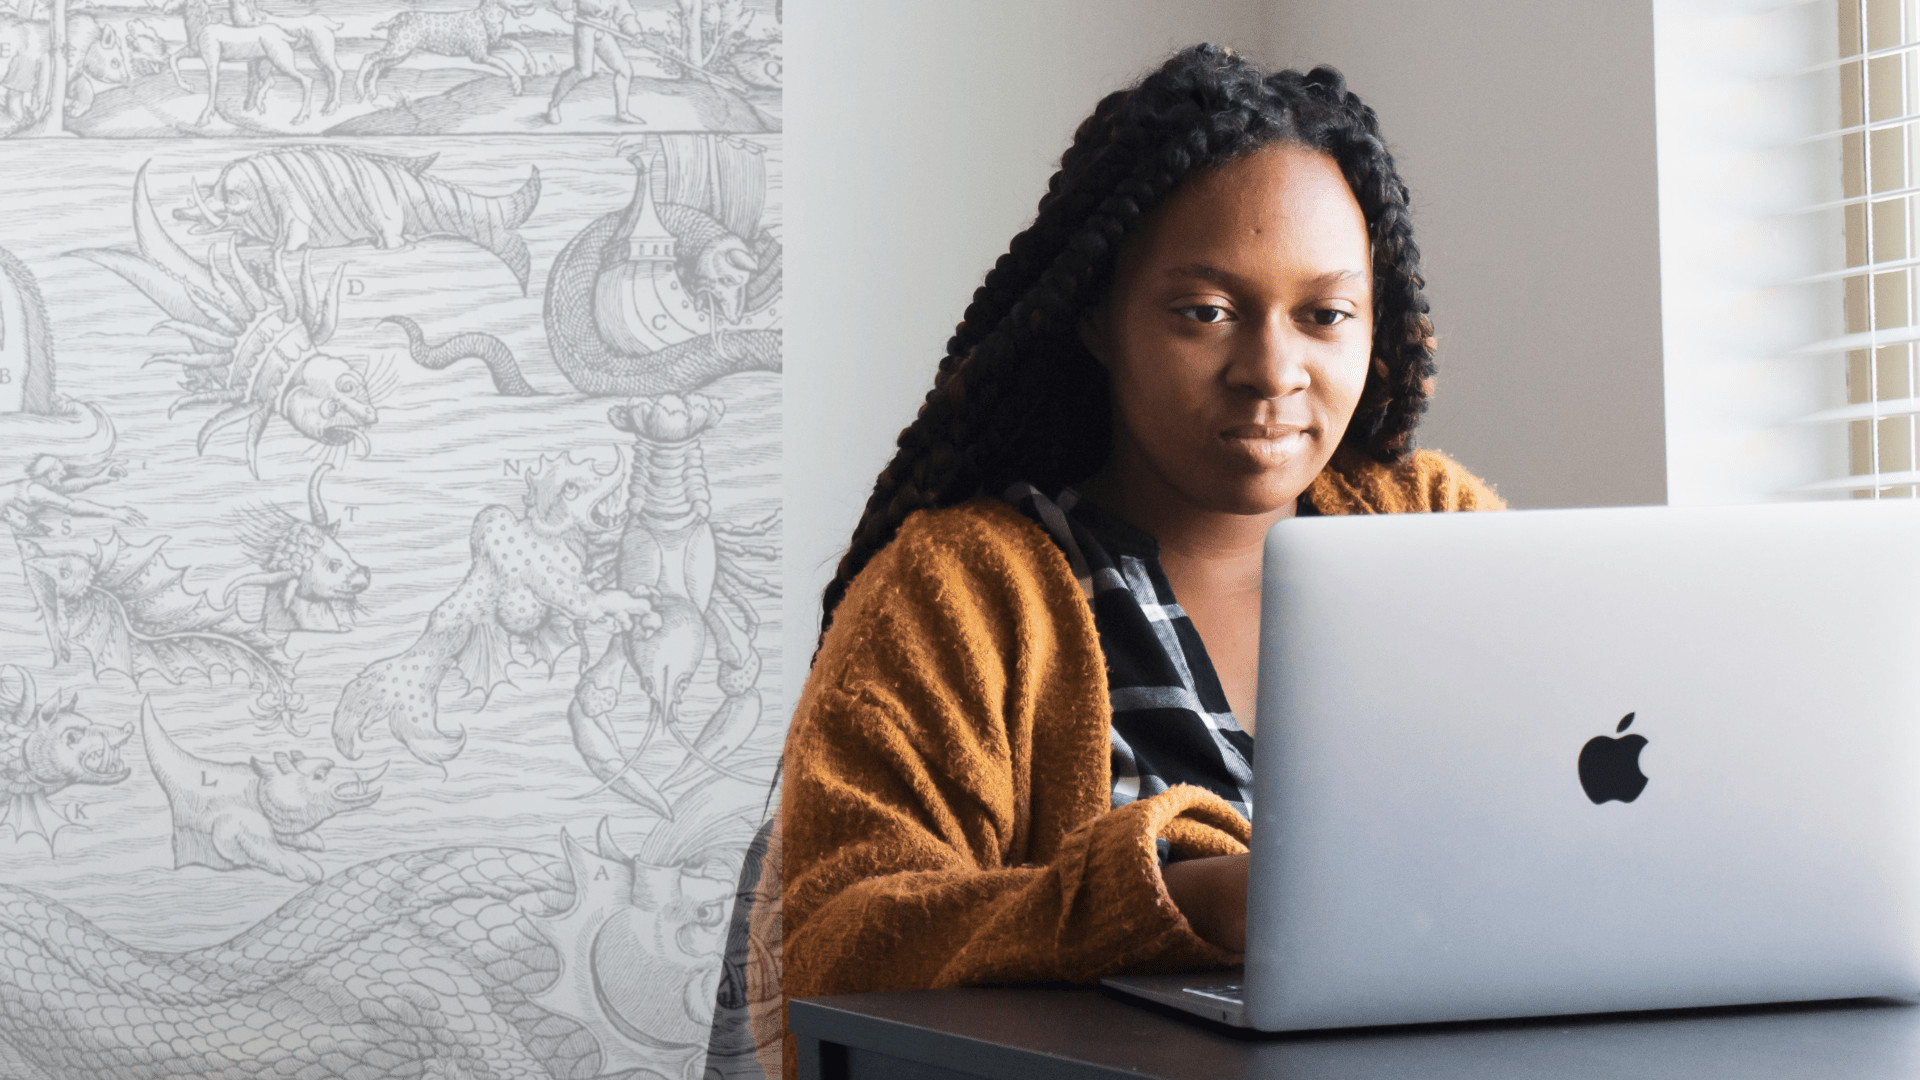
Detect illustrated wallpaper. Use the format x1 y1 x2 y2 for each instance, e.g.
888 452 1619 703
0 1 782 1076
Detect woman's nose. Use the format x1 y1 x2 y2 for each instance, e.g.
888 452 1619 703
1227 318 1313 398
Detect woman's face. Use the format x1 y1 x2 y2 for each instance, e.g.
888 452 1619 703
1082 144 1375 516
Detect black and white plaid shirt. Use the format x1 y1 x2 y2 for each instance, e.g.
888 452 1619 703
1006 483 1308 826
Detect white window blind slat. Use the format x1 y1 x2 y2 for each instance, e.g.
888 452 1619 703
1789 468 1920 490
1797 106 1920 142
1793 180 1920 215
1793 322 1920 354
1791 394 1920 422
1799 30 1920 74
1795 253 1920 287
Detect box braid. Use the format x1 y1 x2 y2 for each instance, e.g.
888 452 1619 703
819 44 1435 645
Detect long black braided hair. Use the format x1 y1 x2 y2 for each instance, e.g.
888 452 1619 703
819 45 1435 645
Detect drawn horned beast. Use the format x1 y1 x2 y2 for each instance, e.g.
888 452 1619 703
0 665 134 851
222 464 370 634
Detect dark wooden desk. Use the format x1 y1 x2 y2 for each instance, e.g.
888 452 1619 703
789 987 1920 1079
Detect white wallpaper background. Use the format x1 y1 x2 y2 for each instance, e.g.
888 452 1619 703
0 2 782 1077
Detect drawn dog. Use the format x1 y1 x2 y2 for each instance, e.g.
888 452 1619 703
155 0 344 127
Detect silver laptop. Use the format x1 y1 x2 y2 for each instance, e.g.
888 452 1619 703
1105 500 1920 1030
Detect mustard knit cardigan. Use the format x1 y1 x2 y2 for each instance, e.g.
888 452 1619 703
752 449 1503 1077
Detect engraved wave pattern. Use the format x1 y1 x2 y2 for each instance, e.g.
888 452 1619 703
0 132 783 1080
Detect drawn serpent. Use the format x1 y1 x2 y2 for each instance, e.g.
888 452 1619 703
382 314 542 396
0 846 608 1080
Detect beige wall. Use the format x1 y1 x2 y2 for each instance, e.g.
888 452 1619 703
1262 0 1668 511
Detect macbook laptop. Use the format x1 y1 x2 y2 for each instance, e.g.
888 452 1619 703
1104 500 1920 1030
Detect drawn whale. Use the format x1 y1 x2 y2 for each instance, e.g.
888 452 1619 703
173 146 542 295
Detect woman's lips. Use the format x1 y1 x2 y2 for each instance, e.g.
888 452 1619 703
1219 423 1312 465
1222 423 1307 440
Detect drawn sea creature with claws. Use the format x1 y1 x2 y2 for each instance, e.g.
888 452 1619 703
568 393 777 817
68 163 378 479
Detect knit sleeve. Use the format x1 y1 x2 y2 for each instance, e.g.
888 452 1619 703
780 505 1244 1007
782 690 1245 996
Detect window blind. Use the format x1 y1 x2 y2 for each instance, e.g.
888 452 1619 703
1654 0 1851 506
1799 0 1920 495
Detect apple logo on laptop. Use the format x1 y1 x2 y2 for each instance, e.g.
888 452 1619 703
1578 712 1649 804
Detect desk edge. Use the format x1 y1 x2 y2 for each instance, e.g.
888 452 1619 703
788 995 1151 1080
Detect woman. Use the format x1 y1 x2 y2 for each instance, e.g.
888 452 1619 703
748 43 1501 1078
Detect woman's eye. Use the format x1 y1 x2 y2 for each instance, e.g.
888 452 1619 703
1311 308 1354 326
1177 304 1231 324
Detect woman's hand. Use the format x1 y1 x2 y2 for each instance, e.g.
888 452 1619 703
1160 852 1249 954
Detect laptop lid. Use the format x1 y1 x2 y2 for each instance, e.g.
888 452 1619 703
1243 500 1920 1031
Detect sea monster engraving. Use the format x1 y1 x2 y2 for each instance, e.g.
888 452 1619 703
0 665 133 852
19 530 303 732
0 822 753 1077
142 704 384 883
568 393 776 817
69 164 380 479
172 144 542 295
392 138 779 398
331 448 658 766
220 464 372 634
